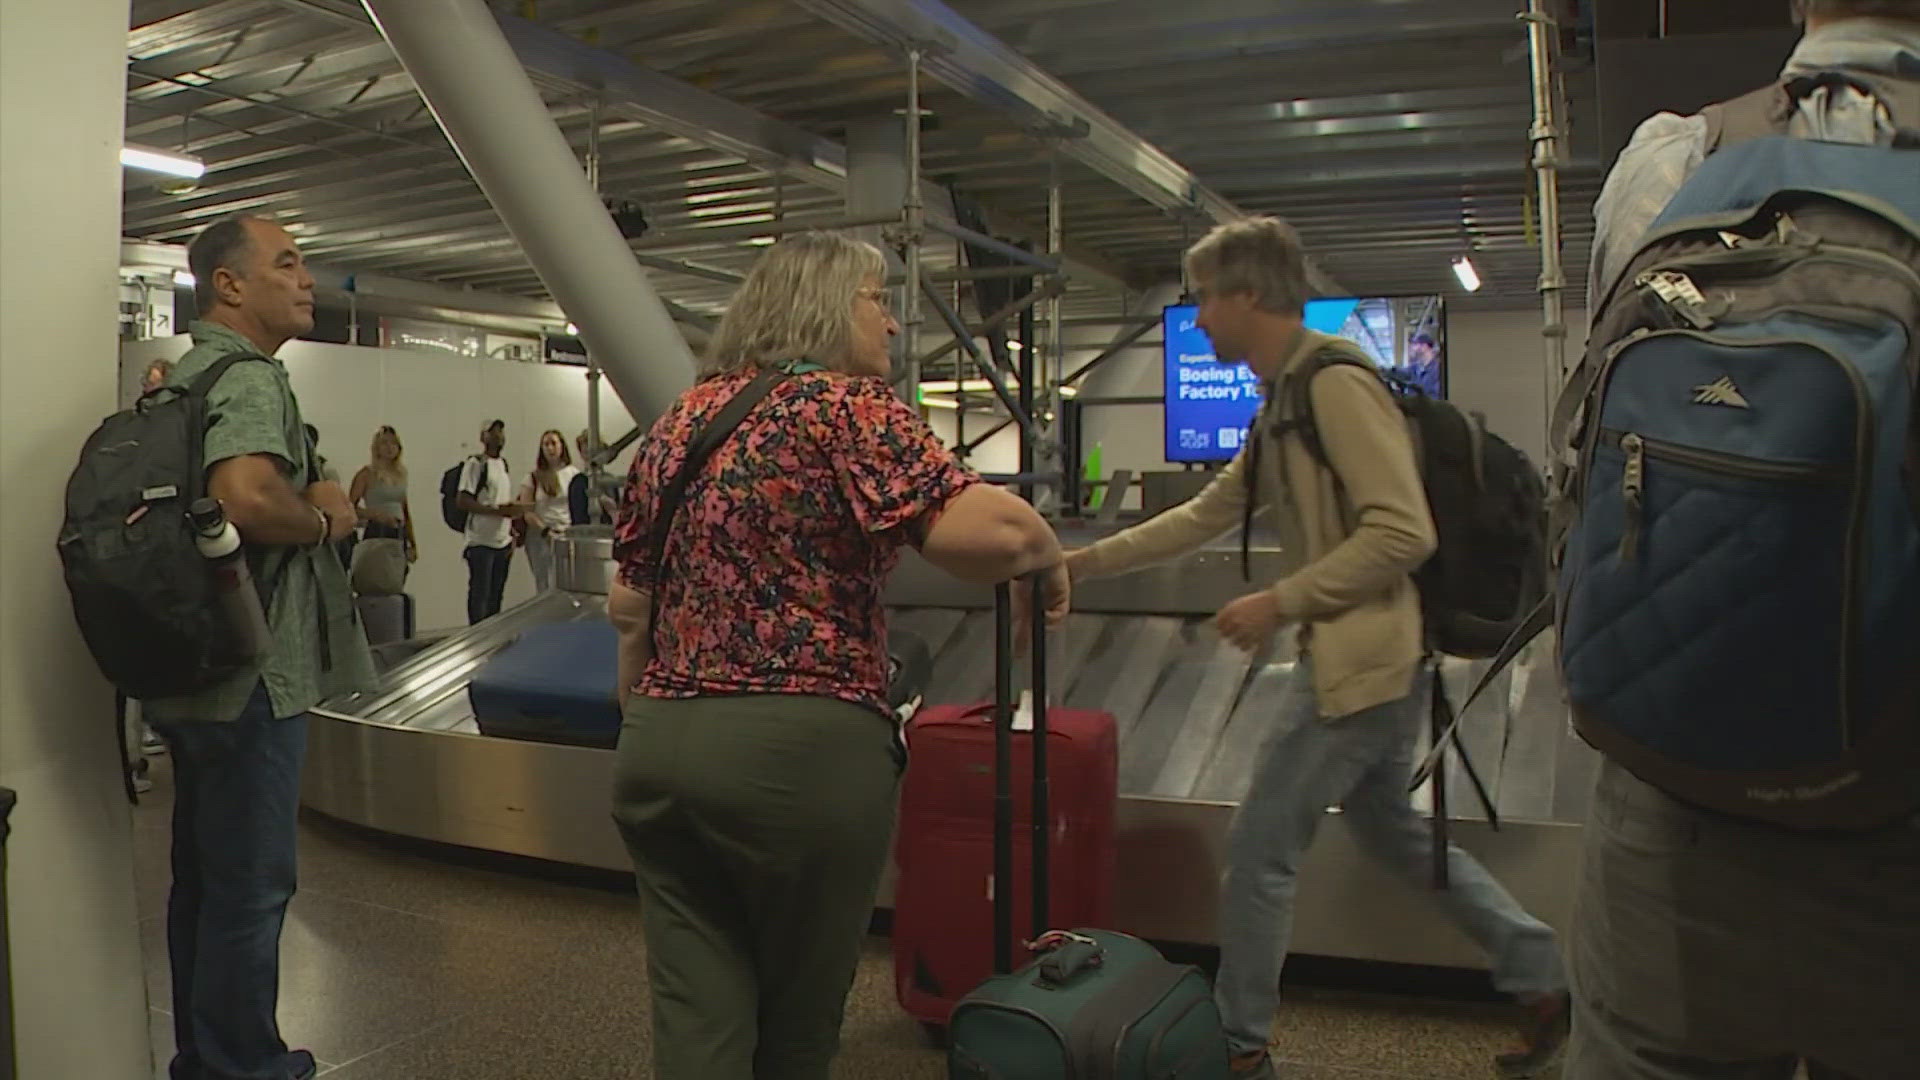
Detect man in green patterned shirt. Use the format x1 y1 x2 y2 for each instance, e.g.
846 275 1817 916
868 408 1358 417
146 214 371 1080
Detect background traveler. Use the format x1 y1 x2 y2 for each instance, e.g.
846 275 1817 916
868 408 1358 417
518 428 579 591
456 419 526 624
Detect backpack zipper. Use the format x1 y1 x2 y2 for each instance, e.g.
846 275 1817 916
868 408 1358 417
1618 434 1646 562
1609 428 1846 561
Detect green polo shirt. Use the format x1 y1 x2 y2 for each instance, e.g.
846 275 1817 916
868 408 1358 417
143 322 374 724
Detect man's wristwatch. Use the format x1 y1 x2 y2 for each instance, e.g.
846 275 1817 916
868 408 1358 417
313 505 332 545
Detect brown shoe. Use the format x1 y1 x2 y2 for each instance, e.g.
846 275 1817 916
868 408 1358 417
1494 991 1569 1078
1230 1049 1277 1079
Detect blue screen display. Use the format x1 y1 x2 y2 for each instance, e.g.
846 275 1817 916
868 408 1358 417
1162 296 1445 463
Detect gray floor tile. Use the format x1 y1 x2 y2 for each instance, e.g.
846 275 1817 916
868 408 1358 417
1271 991 1516 1079
139 746 1535 1080
141 886 562 1070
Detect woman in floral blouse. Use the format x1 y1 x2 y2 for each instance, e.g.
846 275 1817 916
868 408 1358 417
607 231 1068 1079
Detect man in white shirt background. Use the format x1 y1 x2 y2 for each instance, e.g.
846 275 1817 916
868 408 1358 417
457 418 528 624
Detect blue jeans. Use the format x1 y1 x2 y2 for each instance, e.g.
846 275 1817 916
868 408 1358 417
1214 661 1565 1057
464 543 512 624
152 684 313 1080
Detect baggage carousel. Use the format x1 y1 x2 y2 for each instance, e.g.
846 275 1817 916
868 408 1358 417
304 527 1593 971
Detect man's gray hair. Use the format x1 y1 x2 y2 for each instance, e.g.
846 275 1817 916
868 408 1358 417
1183 217 1313 317
187 213 267 315
1792 0 1920 23
702 232 888 377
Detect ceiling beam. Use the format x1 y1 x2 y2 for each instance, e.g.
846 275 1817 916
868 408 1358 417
267 0 1131 291
785 0 1340 294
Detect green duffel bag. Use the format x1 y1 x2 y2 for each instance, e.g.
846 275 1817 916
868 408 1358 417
947 928 1233 1080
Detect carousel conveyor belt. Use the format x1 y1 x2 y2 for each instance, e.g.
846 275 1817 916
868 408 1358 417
889 605 1573 822
322 593 1584 828
304 534 1592 966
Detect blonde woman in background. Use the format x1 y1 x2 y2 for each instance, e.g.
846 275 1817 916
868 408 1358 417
519 429 579 592
350 426 416 564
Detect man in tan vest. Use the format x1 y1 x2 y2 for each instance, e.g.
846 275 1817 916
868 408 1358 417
1064 218 1567 1079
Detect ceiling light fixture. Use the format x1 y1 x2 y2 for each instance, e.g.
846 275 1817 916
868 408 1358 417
1452 256 1483 293
121 144 205 179
172 270 196 288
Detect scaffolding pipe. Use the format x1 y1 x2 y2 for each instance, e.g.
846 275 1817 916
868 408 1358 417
1059 316 1158 388
361 0 694 422
919 275 1036 436
586 95 603 481
911 279 1066 372
1523 0 1570 434
902 47 924 398
631 211 905 252
925 218 1063 273
1045 149 1065 494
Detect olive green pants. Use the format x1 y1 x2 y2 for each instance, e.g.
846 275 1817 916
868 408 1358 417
611 694 902 1080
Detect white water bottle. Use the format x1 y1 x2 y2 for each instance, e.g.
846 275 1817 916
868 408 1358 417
189 498 270 662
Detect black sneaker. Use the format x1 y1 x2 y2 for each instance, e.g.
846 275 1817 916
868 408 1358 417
1494 991 1569 1078
286 1049 318 1080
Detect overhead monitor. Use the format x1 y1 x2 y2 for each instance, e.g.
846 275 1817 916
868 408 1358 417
1162 295 1447 464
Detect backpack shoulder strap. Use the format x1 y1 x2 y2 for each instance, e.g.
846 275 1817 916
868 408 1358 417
182 352 273 401
1708 72 1920 152
1817 68 1920 147
1283 345 1384 468
1702 83 1794 154
644 367 787 645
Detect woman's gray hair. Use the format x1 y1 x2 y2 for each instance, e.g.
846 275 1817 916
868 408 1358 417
701 231 888 377
1793 0 1920 22
1183 216 1312 317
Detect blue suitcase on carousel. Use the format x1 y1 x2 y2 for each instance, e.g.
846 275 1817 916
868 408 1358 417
469 620 623 748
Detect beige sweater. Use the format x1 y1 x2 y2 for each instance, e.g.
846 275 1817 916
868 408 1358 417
1075 329 1436 719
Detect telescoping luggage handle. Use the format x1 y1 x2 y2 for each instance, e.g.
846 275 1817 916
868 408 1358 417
991 575 1052 976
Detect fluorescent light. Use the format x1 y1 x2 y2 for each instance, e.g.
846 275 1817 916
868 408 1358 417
565 322 579 336
1451 256 1482 293
917 379 1000 394
1006 340 1024 351
920 396 960 410
121 144 205 179
172 270 196 288
745 236 777 247
1058 385 1078 398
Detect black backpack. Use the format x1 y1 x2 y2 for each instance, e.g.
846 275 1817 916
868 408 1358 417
440 456 488 532
58 355 274 699
1274 347 1549 660
1263 346 1548 887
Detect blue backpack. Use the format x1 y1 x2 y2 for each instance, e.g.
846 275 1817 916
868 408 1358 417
1553 71 1920 830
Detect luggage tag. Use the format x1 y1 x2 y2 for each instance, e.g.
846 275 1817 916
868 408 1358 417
1011 689 1034 733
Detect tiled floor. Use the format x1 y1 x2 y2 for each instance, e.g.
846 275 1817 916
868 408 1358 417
133 755 1531 1079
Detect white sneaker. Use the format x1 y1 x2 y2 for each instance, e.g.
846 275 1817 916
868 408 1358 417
141 729 167 756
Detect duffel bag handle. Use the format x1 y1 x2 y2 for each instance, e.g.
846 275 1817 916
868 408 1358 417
1034 932 1104 988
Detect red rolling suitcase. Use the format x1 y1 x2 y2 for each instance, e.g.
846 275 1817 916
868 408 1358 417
891 581 1119 1029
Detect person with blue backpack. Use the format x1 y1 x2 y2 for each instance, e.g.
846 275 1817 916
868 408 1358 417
1558 3 1920 1076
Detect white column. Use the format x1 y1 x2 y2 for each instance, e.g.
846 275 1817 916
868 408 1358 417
361 0 696 424
0 1 153 1077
